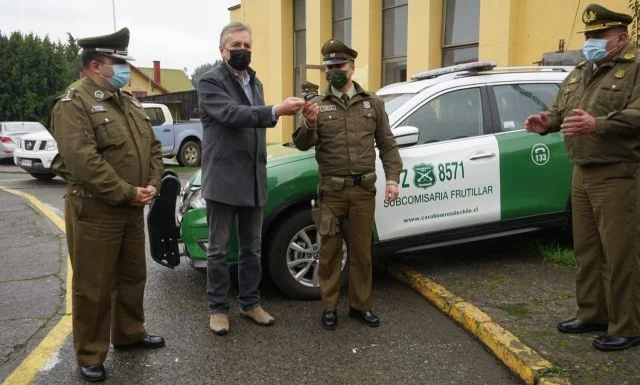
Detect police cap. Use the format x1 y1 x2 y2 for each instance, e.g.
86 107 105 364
321 38 358 65
577 3 633 33
77 27 135 61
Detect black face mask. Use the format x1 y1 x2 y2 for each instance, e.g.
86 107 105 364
227 49 251 71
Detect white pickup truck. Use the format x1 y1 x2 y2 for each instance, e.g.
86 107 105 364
14 103 203 180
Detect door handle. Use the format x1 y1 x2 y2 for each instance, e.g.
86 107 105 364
162 129 171 132
469 151 496 160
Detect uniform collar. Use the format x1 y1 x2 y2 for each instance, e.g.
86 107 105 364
81 76 117 102
611 42 637 63
323 81 369 100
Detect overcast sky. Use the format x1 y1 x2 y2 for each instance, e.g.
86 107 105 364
0 0 239 76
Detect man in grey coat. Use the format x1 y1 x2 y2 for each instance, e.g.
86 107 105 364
197 22 305 335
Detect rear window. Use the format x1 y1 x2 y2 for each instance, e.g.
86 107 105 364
145 108 166 127
380 93 415 115
3 122 46 134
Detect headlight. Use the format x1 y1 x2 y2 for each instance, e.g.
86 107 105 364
190 188 206 209
45 141 58 151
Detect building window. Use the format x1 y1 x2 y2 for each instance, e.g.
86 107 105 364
332 0 352 46
293 0 306 95
382 0 408 86
442 0 480 66
132 91 148 98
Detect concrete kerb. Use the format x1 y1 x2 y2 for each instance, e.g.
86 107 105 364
0 187 72 385
384 262 571 385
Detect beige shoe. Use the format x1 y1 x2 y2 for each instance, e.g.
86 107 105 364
209 314 229 335
240 306 275 326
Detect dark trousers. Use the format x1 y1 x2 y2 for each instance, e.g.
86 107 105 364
65 194 147 367
317 184 376 311
206 200 262 314
572 163 640 336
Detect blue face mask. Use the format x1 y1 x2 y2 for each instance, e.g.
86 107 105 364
582 35 620 63
103 63 131 89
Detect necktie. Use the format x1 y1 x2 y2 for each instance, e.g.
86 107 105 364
341 93 349 105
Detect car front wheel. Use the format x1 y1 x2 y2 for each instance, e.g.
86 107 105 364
267 209 348 300
30 172 56 181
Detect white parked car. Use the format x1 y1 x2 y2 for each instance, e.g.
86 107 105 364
13 130 58 180
1 121 47 161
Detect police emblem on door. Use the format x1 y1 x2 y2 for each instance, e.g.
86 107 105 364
413 163 436 189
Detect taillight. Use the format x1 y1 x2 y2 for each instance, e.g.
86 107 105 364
0 136 14 144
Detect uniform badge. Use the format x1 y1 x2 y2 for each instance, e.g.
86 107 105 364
624 53 636 60
91 105 107 113
320 105 337 113
582 10 596 23
94 90 105 100
614 70 625 79
363 101 371 109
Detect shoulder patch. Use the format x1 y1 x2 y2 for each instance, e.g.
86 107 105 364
61 89 76 102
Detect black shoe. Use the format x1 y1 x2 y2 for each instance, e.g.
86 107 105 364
593 334 640 351
113 335 165 350
322 310 337 330
348 308 380 327
557 318 608 333
79 364 106 382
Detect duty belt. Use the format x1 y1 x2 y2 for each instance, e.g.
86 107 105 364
321 172 376 187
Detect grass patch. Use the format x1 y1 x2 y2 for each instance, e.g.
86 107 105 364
537 241 576 267
502 303 531 318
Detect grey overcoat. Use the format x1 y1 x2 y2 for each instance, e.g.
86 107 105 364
197 62 276 207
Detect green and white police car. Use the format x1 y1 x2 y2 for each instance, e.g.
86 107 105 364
148 61 573 300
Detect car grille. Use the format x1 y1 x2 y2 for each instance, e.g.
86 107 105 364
22 140 47 151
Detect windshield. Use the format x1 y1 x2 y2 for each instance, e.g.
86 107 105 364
380 93 415 115
3 122 46 134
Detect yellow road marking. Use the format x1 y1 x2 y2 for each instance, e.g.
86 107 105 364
0 187 72 385
385 262 571 385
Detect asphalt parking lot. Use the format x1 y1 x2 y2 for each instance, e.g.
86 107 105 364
0 164 521 385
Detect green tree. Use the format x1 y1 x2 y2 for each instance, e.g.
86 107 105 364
630 0 640 48
0 31 76 124
190 61 220 88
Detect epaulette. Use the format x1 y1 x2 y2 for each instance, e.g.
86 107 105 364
60 88 76 102
122 90 133 97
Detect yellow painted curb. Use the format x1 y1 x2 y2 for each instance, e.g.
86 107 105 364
0 187 72 385
385 262 570 385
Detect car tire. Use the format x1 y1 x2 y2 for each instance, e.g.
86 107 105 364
30 172 56 181
267 209 348 300
177 140 201 167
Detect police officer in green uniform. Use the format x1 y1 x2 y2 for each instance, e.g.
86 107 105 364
294 39 403 330
525 4 640 351
49 28 165 381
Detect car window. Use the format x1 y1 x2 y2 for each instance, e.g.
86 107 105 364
492 83 558 132
145 107 166 127
4 122 45 134
399 87 483 144
380 93 415 115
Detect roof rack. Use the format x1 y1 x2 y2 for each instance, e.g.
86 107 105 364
490 65 572 72
411 61 497 81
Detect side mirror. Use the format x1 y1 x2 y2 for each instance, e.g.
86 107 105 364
393 126 419 147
